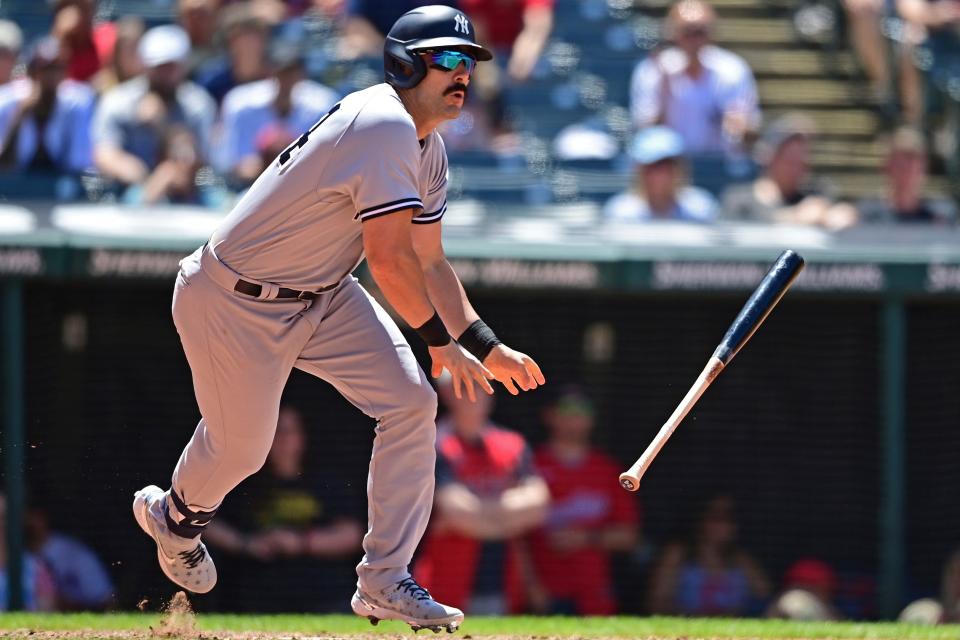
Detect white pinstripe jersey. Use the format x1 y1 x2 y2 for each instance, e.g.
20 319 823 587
209 82 448 291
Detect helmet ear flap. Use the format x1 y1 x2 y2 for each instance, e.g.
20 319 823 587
384 40 427 89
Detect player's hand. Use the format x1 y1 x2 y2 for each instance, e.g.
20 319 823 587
428 341 494 402
483 345 545 395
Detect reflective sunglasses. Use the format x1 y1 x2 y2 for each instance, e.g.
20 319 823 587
425 50 476 75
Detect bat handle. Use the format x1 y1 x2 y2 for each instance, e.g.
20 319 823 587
619 419 681 492
619 357 725 492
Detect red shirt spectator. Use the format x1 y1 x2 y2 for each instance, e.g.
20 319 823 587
530 448 639 614
528 386 640 615
416 424 539 613
458 0 554 82
459 0 553 50
67 22 115 82
52 0 115 82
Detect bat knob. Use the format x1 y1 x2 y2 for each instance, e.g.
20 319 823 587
619 477 637 492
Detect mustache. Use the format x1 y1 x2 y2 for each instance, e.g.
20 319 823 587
444 83 469 97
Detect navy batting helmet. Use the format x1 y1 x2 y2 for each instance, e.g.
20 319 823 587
384 5 493 89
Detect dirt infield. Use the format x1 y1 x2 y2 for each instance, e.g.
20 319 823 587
3 593 955 640
0 596 811 640
0 634 823 640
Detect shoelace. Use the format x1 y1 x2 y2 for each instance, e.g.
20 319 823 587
396 577 431 601
179 545 206 569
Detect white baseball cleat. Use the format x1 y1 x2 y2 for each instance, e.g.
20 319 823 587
352 577 464 633
133 485 217 594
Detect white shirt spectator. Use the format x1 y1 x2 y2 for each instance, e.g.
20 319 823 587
216 78 339 174
603 185 719 222
0 77 95 173
630 45 760 154
93 75 217 171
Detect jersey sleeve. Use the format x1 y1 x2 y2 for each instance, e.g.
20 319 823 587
344 111 424 222
413 133 448 225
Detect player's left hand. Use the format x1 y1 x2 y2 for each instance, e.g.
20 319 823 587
483 345 545 395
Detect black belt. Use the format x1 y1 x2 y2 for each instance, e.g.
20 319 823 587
233 279 337 300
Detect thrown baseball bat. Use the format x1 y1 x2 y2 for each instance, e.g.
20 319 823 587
619 250 806 492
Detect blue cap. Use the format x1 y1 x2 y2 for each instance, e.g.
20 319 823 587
629 126 685 165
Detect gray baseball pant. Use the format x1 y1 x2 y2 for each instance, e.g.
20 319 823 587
168 245 437 592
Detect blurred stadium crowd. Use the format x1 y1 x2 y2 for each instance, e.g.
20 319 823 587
1 0 960 622
0 0 957 222
4 384 960 621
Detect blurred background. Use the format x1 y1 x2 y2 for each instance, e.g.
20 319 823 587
1 0 960 625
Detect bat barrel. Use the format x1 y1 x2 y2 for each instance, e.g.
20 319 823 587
712 250 805 364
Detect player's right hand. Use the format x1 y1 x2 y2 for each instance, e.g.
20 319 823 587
428 342 494 402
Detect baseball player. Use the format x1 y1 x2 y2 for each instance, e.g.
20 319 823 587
132 5 544 632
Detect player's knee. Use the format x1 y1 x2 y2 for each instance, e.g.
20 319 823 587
232 440 273 478
386 379 437 428
409 381 438 421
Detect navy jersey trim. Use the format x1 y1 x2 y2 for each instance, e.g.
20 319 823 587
356 197 424 221
412 201 446 224
360 206 422 223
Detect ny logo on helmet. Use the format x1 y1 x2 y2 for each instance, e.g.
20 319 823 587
454 13 470 34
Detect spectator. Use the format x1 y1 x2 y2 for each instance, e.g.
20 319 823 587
415 374 550 615
898 546 960 624
842 0 895 112
896 0 960 125
858 126 957 224
24 504 114 611
179 0 222 76
217 40 338 186
51 0 115 83
459 0 555 83
0 20 23 86
344 1 456 43
528 385 640 615
630 0 760 155
203 405 365 612
92 25 216 192
93 16 144 93
195 3 271 104
646 493 771 616
122 124 226 206
294 0 356 61
603 126 719 222
766 558 842 621
0 37 95 178
721 113 858 229
0 493 57 612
